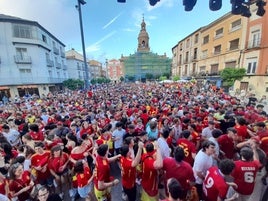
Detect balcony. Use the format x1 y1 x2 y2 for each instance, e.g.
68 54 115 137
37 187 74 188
247 39 261 49
60 51 65 58
53 47 59 55
46 59 54 67
14 55 32 64
213 51 221 55
55 62 61 69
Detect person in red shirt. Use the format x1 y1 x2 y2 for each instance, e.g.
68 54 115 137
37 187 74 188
28 123 44 142
74 159 94 201
94 144 120 201
234 117 249 142
177 130 196 166
31 142 52 186
0 172 8 200
8 163 35 201
48 145 69 197
163 146 195 200
203 159 235 201
79 121 93 138
255 122 268 155
218 127 238 159
120 141 144 201
231 146 261 200
141 141 163 201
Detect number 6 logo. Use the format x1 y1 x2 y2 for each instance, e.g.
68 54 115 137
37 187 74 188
244 172 254 183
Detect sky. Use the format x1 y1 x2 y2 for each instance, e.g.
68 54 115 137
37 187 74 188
0 0 232 64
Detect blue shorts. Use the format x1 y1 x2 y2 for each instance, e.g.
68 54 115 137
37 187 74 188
78 182 93 198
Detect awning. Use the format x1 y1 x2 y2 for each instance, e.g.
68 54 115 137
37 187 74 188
17 85 38 89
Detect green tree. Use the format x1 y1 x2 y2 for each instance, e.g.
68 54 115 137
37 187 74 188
162 72 171 79
172 75 180 81
159 76 167 81
63 79 84 90
120 76 124 82
145 73 154 80
220 68 246 88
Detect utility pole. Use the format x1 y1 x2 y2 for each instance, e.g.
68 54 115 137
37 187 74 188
77 0 89 89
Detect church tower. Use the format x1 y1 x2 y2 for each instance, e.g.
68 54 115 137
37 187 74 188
137 15 150 52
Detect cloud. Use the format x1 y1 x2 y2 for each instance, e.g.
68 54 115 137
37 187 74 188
0 0 79 43
122 28 136 32
102 12 123 29
145 0 175 11
86 31 117 53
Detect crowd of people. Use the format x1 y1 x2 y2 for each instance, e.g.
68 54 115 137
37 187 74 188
0 81 268 201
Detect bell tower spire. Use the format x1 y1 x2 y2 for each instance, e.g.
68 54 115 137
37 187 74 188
137 14 150 52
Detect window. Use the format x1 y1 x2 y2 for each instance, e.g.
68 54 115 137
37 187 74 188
229 39 239 50
202 50 208 59
179 55 182 65
247 61 257 74
194 34 199 43
192 63 196 73
231 19 241 31
193 48 197 59
214 45 221 55
13 24 32 39
185 52 189 63
203 35 209 44
215 28 223 39
211 64 219 74
225 61 236 68
16 48 27 59
186 39 190 48
48 70 52 77
250 30 261 48
199 66 206 74
180 44 183 51
42 34 47 43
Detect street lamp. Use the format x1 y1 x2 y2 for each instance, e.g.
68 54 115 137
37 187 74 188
76 0 90 89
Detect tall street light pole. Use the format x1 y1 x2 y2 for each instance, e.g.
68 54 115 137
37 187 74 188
77 0 90 89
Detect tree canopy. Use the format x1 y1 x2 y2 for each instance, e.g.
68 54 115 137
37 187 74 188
220 68 246 88
63 79 84 90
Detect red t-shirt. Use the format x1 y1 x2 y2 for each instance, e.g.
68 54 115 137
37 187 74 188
0 178 7 195
120 156 136 189
48 152 69 174
218 134 235 159
141 153 158 196
94 155 111 190
163 157 194 194
29 131 44 141
77 166 91 188
177 138 196 166
258 129 268 155
9 171 32 201
235 125 248 141
31 151 51 181
203 166 229 201
232 160 260 195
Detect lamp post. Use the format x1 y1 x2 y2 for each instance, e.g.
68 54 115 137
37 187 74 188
77 0 90 89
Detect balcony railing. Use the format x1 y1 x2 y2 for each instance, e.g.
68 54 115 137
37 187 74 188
53 47 59 55
46 59 54 67
55 62 61 69
14 55 32 64
247 39 261 49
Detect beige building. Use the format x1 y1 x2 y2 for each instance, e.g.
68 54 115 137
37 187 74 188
88 60 102 78
234 3 268 97
172 12 247 87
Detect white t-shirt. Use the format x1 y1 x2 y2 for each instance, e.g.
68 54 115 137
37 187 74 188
193 150 213 184
112 128 126 149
